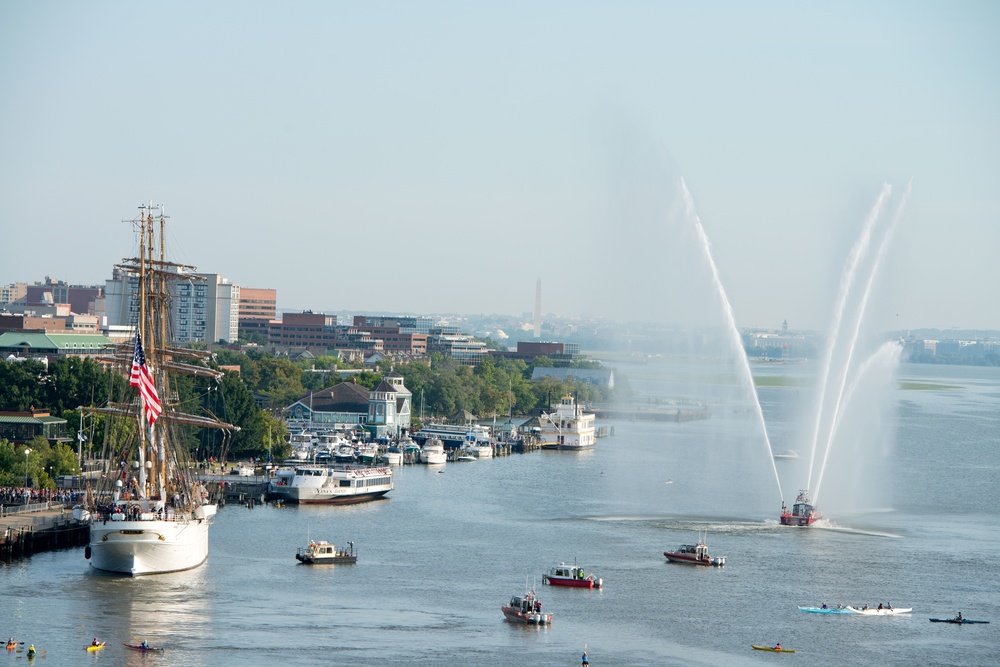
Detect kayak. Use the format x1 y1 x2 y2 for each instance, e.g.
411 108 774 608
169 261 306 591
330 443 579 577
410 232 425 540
929 618 989 624
846 606 912 615
124 643 165 651
85 642 106 652
798 606 853 614
751 645 796 653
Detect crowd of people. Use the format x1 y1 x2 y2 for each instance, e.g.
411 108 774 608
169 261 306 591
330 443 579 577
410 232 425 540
0 487 81 509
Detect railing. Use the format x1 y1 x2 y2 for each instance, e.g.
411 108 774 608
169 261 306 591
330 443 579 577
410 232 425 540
0 501 57 518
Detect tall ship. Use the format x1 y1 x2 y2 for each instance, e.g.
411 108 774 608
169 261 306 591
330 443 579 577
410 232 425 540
780 489 821 526
268 465 393 504
80 204 237 575
539 395 596 450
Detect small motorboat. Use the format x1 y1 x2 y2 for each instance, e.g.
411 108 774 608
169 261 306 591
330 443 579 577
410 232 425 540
296 540 357 565
929 616 989 624
124 643 164 652
846 605 912 615
798 605 854 614
664 540 725 566
752 645 795 653
780 489 820 526
542 563 602 589
455 448 478 462
502 590 552 625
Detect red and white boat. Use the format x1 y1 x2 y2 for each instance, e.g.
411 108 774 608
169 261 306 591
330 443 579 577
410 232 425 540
780 489 820 526
542 563 602 589
663 540 726 566
501 590 552 625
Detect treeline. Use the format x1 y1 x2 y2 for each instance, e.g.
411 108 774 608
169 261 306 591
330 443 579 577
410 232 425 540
0 351 625 487
213 348 624 427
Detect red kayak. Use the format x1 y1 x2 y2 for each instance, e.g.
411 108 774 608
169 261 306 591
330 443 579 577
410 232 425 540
124 643 164 652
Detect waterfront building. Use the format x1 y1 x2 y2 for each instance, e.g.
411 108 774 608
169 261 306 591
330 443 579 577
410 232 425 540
0 331 112 362
0 409 69 446
283 373 412 438
366 371 412 439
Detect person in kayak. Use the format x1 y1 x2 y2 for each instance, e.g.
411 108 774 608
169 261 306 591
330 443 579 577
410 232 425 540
140 640 148 649
92 638 101 646
956 612 963 621
774 643 781 651
581 649 589 665
27 645 35 656
821 603 828 609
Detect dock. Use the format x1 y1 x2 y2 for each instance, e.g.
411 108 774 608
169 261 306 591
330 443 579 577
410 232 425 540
1 502 89 562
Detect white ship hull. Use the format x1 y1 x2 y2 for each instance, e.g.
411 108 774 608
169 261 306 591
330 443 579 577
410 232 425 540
88 517 211 576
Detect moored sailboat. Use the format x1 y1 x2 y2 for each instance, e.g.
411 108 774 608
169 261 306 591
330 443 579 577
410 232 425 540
81 204 237 575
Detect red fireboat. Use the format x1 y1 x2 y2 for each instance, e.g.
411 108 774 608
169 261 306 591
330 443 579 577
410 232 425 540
780 489 820 526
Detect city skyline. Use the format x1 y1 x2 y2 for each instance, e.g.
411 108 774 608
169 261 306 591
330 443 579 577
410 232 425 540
2 3 998 332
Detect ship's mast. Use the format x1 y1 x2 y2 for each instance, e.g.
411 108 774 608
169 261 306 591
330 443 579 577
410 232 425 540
135 206 149 497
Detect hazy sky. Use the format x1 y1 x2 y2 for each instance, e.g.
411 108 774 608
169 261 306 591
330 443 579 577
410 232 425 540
2 2 998 332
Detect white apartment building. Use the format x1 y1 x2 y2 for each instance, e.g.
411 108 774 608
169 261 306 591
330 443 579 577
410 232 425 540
104 267 239 344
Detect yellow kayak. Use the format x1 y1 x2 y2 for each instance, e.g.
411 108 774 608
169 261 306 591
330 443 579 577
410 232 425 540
85 642 106 652
752 644 795 653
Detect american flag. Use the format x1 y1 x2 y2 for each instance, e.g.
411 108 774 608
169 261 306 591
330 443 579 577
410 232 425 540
130 332 162 425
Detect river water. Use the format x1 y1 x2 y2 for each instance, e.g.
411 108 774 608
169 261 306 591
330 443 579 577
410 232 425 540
2 362 998 666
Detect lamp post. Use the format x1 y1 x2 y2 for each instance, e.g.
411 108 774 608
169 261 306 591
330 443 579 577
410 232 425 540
24 447 31 489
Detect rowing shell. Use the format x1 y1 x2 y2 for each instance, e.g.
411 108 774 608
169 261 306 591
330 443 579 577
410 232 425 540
929 618 989 624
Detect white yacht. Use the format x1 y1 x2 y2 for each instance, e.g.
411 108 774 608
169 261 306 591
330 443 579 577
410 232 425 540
419 437 447 465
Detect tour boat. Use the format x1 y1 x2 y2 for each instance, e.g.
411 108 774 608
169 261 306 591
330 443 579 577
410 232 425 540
780 489 820 526
539 395 597 450
83 205 232 575
414 423 491 450
502 590 552 625
296 540 357 564
542 563 602 588
268 465 392 504
664 540 726 566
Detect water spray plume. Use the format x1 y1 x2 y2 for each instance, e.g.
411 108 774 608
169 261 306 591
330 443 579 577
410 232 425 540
813 183 910 503
806 183 891 489
679 178 783 503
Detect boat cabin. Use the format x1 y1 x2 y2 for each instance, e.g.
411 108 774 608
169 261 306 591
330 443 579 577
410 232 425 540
677 543 710 559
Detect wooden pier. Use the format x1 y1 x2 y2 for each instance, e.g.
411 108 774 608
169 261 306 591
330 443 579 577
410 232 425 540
1 504 89 562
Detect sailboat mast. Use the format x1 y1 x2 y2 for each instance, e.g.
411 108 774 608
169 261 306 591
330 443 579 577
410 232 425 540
135 208 149 497
156 208 169 503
